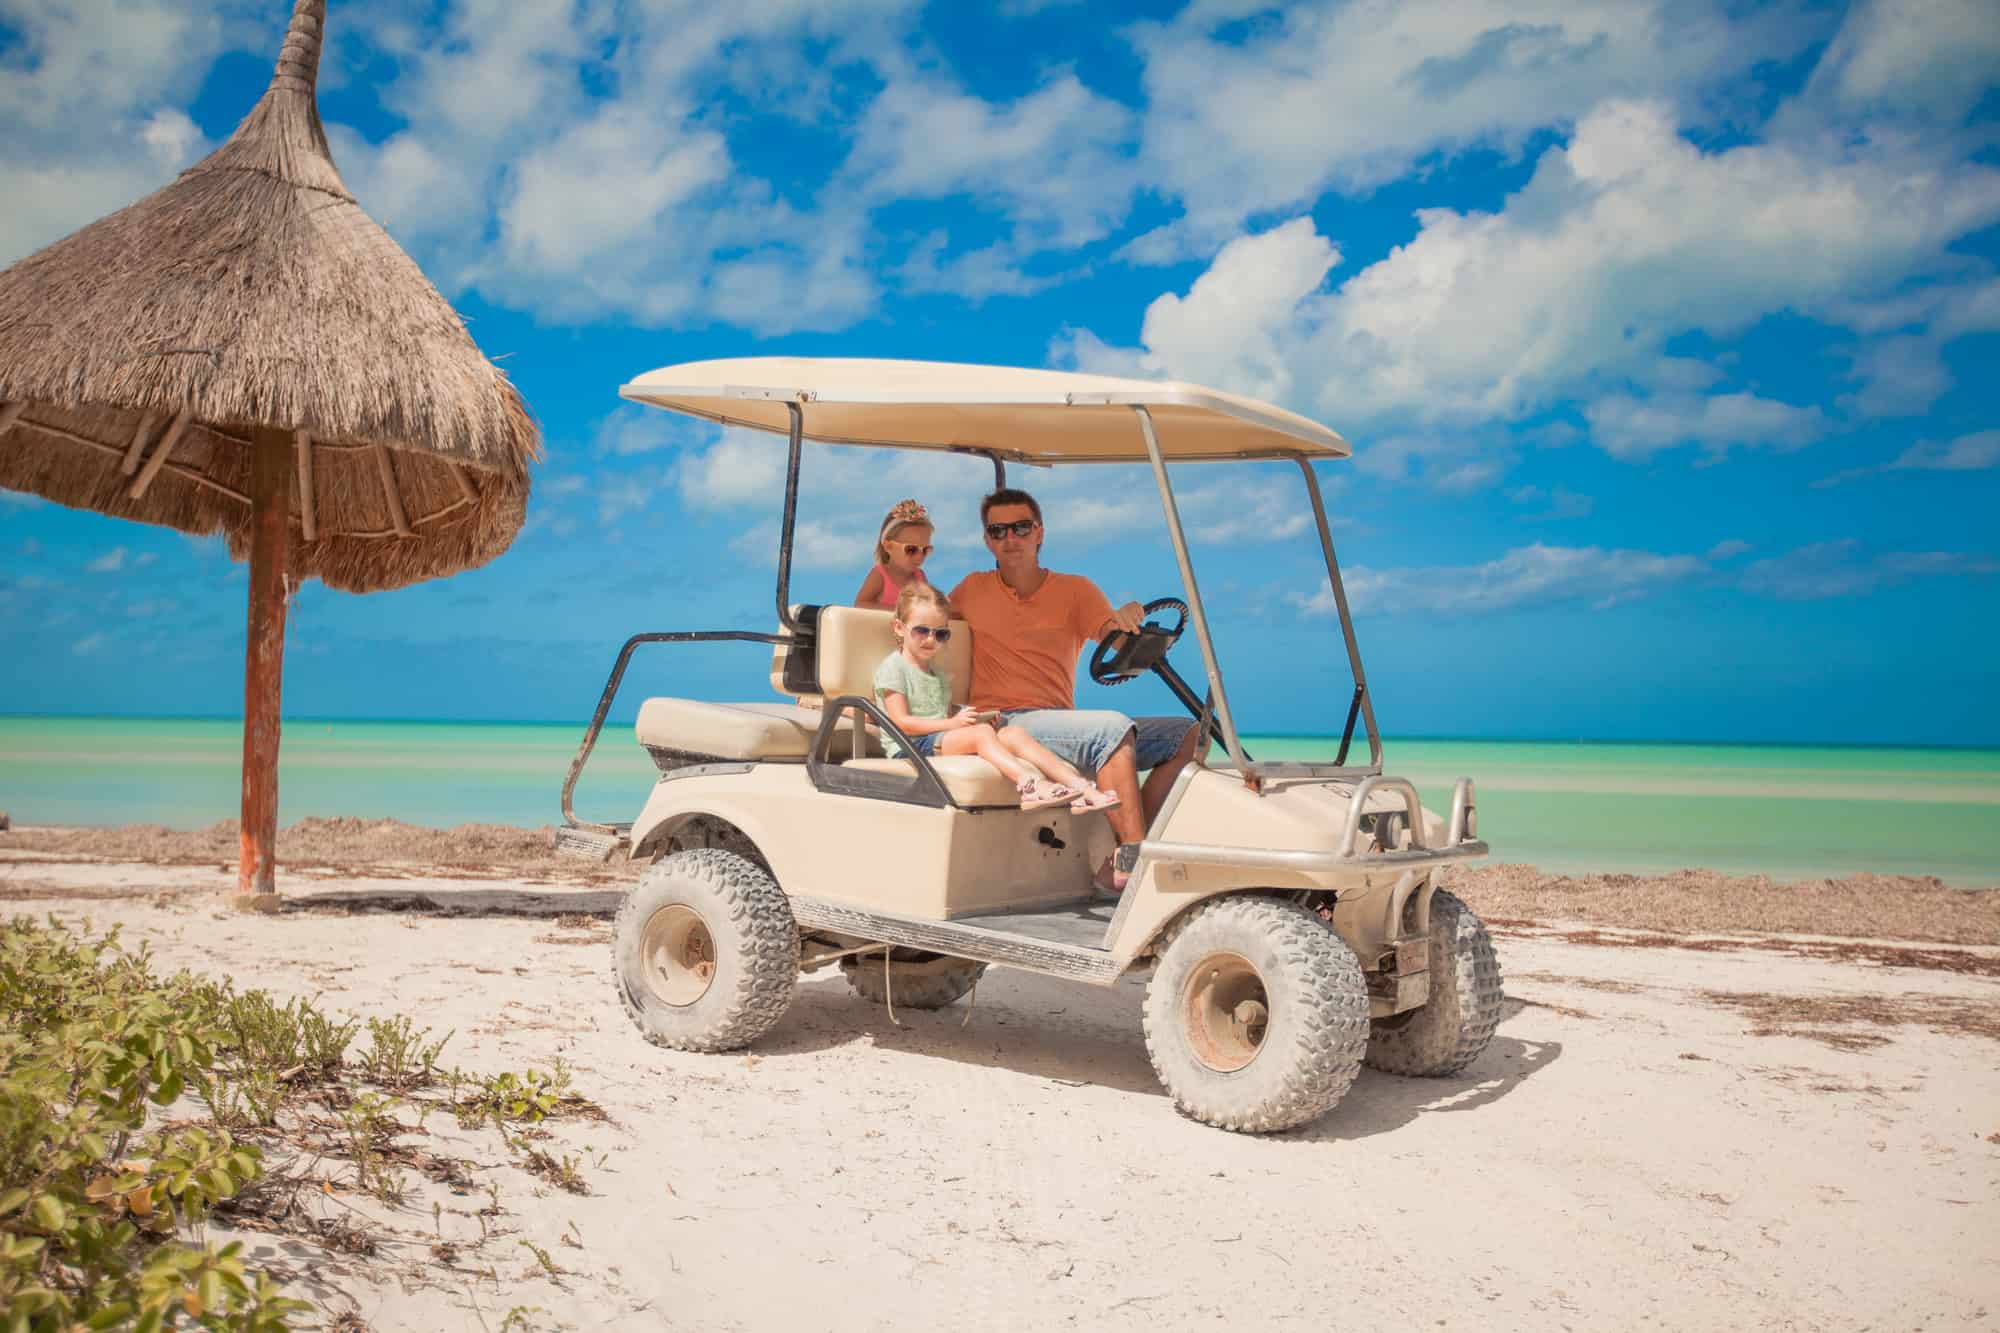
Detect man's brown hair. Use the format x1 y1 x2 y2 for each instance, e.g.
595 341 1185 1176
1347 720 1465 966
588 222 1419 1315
980 488 1043 525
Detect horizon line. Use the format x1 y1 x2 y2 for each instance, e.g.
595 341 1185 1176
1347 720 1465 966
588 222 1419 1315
2 711 1996 753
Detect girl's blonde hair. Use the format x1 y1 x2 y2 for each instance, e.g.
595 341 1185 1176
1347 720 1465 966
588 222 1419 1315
895 581 951 624
876 498 932 565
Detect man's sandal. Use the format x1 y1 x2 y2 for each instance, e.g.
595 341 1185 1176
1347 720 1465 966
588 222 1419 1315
1092 842 1141 894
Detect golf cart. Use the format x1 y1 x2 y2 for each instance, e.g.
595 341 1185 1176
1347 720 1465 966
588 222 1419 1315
559 358 1502 1133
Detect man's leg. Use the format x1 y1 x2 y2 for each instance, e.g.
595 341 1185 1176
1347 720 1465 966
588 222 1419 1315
1000 710 1145 843
1132 717 1202 824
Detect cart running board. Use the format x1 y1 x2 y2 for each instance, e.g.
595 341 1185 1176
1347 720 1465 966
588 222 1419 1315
790 896 1128 984
555 824 631 861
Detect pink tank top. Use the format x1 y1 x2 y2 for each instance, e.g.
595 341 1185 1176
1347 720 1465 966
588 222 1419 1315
874 565 928 610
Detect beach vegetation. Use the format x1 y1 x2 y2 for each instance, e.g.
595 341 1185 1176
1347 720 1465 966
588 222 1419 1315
2 917 611 1329
359 1015 451 1089
0 916 307 1330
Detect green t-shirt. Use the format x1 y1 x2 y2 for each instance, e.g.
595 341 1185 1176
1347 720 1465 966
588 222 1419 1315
873 651 952 757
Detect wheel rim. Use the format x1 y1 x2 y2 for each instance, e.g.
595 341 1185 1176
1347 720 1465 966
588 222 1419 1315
639 904 716 1007
1182 951 1269 1072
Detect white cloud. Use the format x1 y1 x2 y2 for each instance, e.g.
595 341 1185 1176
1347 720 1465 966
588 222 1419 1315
1295 542 1707 616
1781 0 2000 128
84 547 128 574
1839 335 1954 419
1074 98 2000 464
1706 539 1752 561
1509 484 1593 519
71 632 106 657
597 474 657 524
1126 0 1827 261
1813 430 2000 488
1584 390 1826 462
0 0 249 263
843 74 1137 252
1739 540 2000 600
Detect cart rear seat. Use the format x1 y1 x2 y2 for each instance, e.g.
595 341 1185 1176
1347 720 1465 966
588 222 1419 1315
633 699 869 761
635 608 1013 802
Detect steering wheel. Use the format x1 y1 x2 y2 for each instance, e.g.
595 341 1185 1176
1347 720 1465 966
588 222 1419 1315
1089 597 1188 685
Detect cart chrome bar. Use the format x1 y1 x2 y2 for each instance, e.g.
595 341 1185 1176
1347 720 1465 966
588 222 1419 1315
1298 456 1382 771
1134 404 1252 778
774 402 804 632
1137 837 1490 872
560 629 788 833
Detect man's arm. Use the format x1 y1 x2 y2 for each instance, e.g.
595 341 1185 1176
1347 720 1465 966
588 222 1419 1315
1073 576 1142 641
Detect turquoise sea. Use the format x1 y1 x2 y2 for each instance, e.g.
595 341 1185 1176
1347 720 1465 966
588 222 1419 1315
1 715 1996 885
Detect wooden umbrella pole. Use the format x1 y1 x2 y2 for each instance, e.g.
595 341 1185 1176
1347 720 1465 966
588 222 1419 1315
235 428 293 911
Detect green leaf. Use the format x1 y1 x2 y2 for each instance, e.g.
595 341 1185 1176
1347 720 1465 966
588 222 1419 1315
29 1193 66 1231
0 1187 28 1217
151 1070 184 1104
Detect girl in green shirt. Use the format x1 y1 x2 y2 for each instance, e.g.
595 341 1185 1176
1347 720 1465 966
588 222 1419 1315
875 585 1121 814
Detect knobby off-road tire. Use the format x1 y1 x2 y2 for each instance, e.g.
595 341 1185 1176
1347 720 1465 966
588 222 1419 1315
1363 889 1503 1077
1142 896 1370 1133
614 849 798 1052
841 952 987 1009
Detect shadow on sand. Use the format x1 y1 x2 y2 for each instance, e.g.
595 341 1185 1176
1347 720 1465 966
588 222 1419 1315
285 886 623 917
767 969 1562 1139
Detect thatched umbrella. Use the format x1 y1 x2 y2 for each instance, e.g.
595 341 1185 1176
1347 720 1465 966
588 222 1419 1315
0 0 539 907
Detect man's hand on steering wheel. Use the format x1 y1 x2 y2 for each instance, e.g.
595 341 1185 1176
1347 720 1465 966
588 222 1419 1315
1089 597 1188 685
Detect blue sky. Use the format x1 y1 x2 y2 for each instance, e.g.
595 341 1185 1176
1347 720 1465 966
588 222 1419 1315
2 0 1998 745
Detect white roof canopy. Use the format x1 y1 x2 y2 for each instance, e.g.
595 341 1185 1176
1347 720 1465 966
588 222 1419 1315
620 357 1349 463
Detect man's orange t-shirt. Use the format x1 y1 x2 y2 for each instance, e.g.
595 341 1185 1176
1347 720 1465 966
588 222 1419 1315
947 570 1115 712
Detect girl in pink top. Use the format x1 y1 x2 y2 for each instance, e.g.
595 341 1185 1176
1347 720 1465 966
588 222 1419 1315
852 498 935 609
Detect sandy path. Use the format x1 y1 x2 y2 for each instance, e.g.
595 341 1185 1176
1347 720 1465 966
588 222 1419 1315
8 860 1999 1331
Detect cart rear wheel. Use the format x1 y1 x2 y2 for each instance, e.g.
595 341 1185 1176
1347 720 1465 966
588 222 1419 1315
1363 889 1502 1076
1142 896 1369 1133
614 849 797 1052
841 951 986 1009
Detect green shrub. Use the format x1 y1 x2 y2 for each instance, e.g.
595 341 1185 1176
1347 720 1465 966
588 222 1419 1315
0 917 308 1330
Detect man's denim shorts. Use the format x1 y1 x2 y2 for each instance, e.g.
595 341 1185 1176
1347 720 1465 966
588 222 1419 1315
996 709 1194 777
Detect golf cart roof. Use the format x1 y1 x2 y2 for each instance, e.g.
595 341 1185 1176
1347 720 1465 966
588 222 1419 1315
620 357 1349 464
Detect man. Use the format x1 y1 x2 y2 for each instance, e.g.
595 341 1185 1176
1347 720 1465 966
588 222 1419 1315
947 488 1201 891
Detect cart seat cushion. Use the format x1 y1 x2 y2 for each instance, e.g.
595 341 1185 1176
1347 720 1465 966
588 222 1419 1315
810 605 972 706
841 756 1022 806
635 698 857 761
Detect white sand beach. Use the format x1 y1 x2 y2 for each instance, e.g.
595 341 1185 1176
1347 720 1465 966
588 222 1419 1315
4 828 1998 1331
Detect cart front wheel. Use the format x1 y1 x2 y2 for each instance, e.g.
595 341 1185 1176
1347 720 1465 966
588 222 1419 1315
614 849 797 1052
1142 896 1369 1133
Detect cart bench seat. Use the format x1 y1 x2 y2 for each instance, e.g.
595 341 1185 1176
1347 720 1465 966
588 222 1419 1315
841 756 1023 806
634 698 874 761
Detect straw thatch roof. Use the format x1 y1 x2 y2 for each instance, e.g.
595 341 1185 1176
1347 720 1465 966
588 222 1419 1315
0 0 538 593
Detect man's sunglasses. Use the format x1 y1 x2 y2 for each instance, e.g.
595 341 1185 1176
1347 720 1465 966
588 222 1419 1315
984 519 1038 539
906 625 953 643
897 543 933 557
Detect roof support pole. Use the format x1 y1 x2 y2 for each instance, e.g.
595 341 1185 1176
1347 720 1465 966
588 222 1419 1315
372 445 412 535
119 412 160 475
234 426 292 911
0 403 22 439
450 463 478 505
127 407 192 500
1296 456 1381 769
294 430 316 542
1134 406 1253 777
774 401 804 631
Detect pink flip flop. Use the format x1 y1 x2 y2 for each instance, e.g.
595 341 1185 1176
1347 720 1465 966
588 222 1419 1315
1069 784 1122 814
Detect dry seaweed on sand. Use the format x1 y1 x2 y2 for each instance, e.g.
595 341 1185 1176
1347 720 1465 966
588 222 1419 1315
1454 863 2000 946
